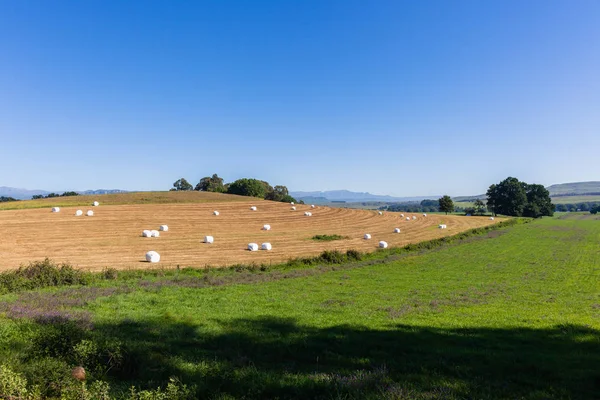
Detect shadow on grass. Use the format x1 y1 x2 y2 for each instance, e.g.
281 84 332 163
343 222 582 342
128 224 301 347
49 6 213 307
89 316 600 399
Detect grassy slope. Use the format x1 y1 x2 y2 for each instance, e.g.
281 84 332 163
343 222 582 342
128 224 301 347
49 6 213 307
546 181 600 195
0 217 598 399
0 191 255 210
550 195 600 204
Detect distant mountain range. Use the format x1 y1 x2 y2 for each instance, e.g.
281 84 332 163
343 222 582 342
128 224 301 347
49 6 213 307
290 190 438 203
0 186 127 200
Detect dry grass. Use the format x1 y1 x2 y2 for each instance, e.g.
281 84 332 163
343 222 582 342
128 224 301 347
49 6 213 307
0 191 252 210
0 198 501 271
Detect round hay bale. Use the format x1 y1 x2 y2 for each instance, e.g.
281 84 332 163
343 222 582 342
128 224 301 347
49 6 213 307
142 230 152 237
423 213 427 217
71 366 86 381
250 206 257 211
412 216 417 220
262 224 271 231
378 211 383 215
400 214 405 217
406 217 410 221
51 207 60 213
150 230 160 237
204 236 214 244
159 225 169 231
248 243 259 251
304 211 312 216
291 206 296 211
213 211 220 216
364 234 371 240
438 224 447 229
86 210 94 217
92 201 99 207
261 242 272 251
393 228 400 233
490 217 495 220
75 210 83 216
379 241 388 249
145 251 160 263
311 204 315 209
290 202 294 205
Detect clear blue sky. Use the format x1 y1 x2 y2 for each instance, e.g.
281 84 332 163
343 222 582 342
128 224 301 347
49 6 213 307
1 0 598 196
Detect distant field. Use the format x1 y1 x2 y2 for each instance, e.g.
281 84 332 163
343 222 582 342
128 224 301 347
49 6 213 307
0 216 597 399
0 198 499 271
0 191 252 210
550 195 600 204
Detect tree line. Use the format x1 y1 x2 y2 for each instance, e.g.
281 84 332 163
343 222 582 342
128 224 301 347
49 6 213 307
171 174 298 203
32 192 79 200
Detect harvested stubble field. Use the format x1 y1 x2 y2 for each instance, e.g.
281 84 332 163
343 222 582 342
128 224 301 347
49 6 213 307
0 194 500 271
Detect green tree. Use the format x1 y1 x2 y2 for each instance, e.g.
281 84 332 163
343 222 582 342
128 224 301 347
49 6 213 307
227 178 267 198
556 204 567 212
265 185 296 203
172 178 193 191
523 184 554 218
195 174 225 192
486 177 527 216
438 195 454 214
591 205 600 214
473 199 486 215
61 191 79 197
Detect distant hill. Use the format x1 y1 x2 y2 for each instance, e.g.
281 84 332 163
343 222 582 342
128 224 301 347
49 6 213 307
291 190 437 203
0 186 50 200
546 181 600 196
0 186 127 200
454 181 600 202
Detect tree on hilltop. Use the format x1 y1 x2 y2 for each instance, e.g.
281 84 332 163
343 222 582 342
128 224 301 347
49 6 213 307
227 178 267 198
195 174 225 192
438 195 454 214
172 178 193 191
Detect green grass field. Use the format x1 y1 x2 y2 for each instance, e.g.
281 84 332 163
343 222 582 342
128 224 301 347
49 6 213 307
0 217 598 399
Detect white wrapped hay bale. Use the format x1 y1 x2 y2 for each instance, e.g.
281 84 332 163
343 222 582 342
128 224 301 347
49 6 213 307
150 230 160 237
51 207 60 213
142 230 152 237
364 234 371 240
262 224 271 231
490 217 495 220
86 210 94 217
92 201 99 207
204 235 214 244
261 242 272 251
213 211 220 216
248 243 259 251
145 251 160 263
311 204 315 209
423 213 427 217
250 206 257 211
412 216 417 220
304 212 312 216
438 224 447 229
378 211 383 215
159 225 168 231
406 217 410 221
291 206 296 211
394 228 400 233
400 214 404 217
75 210 83 216
379 241 388 249
290 202 294 205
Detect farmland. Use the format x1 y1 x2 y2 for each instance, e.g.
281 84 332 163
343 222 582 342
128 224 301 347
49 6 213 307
0 214 597 399
0 193 499 271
